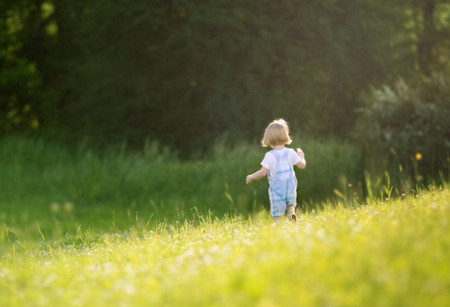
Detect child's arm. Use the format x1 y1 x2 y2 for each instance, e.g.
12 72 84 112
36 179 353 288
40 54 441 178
246 167 268 184
296 148 306 169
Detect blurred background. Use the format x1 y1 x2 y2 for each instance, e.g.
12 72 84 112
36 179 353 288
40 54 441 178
0 0 449 225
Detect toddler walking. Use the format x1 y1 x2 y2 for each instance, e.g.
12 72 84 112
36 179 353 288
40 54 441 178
246 119 306 221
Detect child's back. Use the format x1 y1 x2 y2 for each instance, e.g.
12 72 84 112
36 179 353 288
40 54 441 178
246 119 306 221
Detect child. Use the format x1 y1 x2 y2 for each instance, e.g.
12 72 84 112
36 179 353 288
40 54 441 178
246 119 306 221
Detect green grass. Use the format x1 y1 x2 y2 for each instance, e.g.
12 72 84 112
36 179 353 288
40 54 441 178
0 187 449 306
0 136 362 244
0 136 448 306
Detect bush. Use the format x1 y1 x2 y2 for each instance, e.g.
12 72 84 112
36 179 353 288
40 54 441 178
354 73 450 183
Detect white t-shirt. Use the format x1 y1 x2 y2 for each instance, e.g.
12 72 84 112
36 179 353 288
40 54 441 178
261 148 301 177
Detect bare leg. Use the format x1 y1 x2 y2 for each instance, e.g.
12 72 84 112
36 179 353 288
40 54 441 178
287 205 296 222
287 205 295 214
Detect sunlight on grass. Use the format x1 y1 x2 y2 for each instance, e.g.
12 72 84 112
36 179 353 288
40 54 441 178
0 188 449 306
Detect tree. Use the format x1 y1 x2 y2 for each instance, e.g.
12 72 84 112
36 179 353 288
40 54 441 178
1 0 449 156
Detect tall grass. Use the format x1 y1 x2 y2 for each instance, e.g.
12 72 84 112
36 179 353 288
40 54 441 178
0 136 362 242
0 137 448 306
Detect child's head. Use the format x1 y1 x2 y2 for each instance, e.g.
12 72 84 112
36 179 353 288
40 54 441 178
261 118 292 147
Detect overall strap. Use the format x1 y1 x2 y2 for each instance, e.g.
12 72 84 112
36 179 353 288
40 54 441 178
270 149 281 161
270 149 289 161
269 149 293 177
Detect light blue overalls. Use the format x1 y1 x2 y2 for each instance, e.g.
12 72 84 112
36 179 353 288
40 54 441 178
267 149 298 217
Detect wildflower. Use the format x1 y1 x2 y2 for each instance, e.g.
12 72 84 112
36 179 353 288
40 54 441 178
415 152 422 161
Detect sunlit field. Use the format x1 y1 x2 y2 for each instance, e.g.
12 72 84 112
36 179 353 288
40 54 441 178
2 0 450 305
1 187 448 306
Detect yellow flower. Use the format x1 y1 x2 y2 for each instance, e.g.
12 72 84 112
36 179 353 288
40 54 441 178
415 152 422 161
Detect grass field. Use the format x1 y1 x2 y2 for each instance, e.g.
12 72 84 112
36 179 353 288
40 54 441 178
0 136 363 220
0 187 448 306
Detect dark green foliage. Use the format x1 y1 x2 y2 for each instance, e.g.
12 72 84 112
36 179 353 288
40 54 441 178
0 1 42 132
354 73 450 182
2 0 449 156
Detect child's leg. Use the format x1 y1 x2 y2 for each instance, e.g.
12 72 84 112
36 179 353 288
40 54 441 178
287 204 296 222
287 204 295 214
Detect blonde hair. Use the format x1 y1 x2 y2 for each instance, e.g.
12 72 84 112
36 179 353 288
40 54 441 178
261 119 292 147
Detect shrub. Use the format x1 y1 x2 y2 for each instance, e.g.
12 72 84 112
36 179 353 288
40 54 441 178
354 73 450 184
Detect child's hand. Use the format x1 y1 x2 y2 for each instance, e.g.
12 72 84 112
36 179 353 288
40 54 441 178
296 148 305 159
246 175 252 184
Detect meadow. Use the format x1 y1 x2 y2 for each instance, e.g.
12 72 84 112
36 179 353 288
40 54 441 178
0 187 448 306
0 136 361 244
0 137 449 306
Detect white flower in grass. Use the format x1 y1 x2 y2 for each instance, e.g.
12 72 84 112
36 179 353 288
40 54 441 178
0 268 8 278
